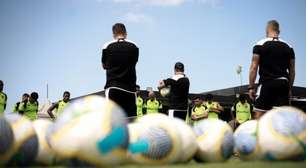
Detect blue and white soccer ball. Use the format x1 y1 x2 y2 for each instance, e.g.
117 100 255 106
128 114 183 165
234 120 260 160
193 119 234 162
47 96 129 167
258 106 306 161
0 115 15 165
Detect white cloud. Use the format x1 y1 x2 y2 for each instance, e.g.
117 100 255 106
123 12 154 24
113 0 188 6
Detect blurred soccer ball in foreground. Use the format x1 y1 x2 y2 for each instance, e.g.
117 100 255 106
234 120 260 160
171 118 197 163
47 96 129 167
128 114 183 164
6 114 39 166
193 119 234 162
0 115 15 165
32 119 56 165
258 106 306 161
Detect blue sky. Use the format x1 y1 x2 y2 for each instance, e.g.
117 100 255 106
1 0 306 112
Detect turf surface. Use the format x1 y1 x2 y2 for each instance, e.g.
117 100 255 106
118 157 306 168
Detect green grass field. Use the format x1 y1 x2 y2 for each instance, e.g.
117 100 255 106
118 157 306 168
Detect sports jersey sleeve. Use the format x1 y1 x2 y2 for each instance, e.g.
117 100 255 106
289 47 295 59
164 78 174 87
253 45 262 55
18 102 25 111
102 48 109 69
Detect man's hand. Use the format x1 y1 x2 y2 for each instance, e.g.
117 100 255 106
191 114 198 121
249 89 256 101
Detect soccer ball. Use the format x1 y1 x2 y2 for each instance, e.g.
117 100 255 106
5 113 39 166
258 106 306 161
0 115 15 165
47 96 129 167
128 114 183 164
171 118 198 163
160 87 171 97
234 120 260 160
32 119 56 165
193 119 234 162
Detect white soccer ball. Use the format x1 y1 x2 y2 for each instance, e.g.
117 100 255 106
0 115 15 165
128 114 183 165
32 119 56 165
5 113 39 166
47 96 129 167
193 119 234 162
258 106 306 161
234 120 261 160
160 87 171 97
171 118 198 163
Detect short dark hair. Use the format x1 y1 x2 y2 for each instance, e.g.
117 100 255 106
239 94 247 102
30 92 39 100
0 80 3 85
206 94 213 100
112 23 127 35
23 93 29 97
267 20 280 34
175 62 184 72
63 91 70 96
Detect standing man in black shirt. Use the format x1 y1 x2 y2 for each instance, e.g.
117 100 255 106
249 20 295 119
102 23 139 118
158 62 190 120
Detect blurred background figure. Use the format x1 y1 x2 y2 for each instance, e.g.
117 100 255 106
47 91 71 120
144 91 162 114
19 92 39 121
136 85 144 118
191 96 208 125
229 94 252 130
158 62 190 120
13 93 30 115
0 80 7 114
204 94 224 119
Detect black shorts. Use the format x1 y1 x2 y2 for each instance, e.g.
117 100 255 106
254 79 289 112
168 109 187 121
106 87 137 118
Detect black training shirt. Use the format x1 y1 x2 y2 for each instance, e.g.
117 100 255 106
102 39 139 92
164 74 190 110
253 37 295 84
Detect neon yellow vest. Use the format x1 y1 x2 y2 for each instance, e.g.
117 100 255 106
205 102 219 119
192 105 207 116
136 96 144 117
56 100 69 115
145 99 162 114
0 92 7 113
236 102 251 124
19 101 38 121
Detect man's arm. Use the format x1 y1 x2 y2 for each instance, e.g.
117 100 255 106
288 58 295 98
4 94 7 110
47 103 58 119
249 54 260 100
